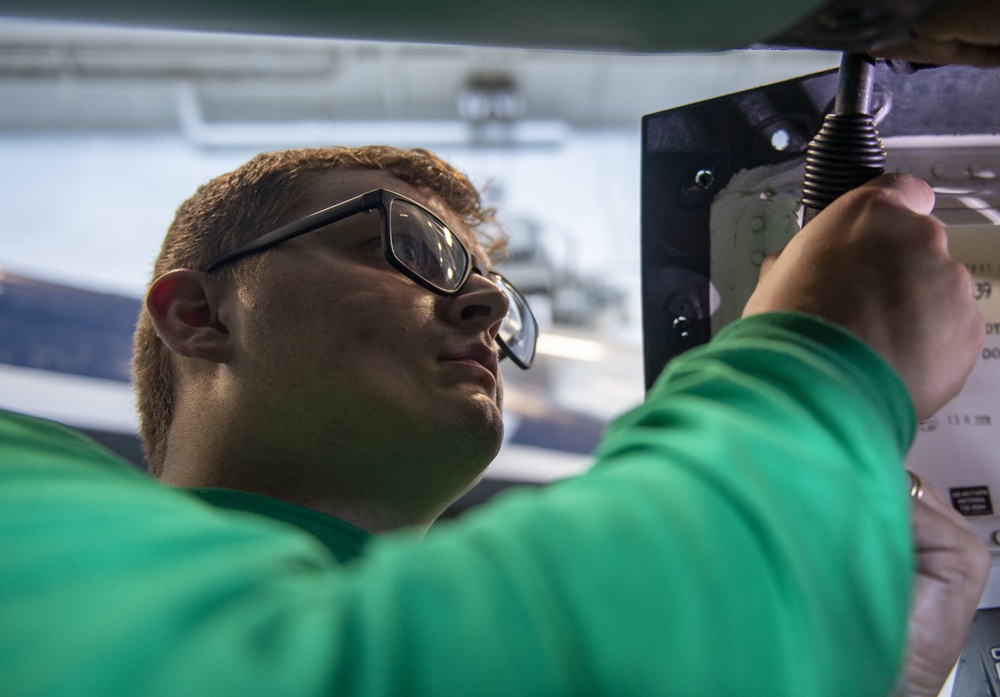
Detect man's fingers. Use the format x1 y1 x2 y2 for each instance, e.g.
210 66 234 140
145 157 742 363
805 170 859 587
876 42 1000 68
936 44 1000 67
905 484 990 697
913 477 963 523
873 0 1000 67
912 0 1000 49
909 479 990 583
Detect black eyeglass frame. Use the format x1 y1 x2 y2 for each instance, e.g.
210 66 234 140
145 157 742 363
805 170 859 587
201 188 537 369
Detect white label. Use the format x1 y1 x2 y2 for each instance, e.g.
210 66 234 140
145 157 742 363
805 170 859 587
909 225 1000 558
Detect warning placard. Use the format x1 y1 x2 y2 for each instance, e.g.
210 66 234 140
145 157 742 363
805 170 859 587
950 486 995 517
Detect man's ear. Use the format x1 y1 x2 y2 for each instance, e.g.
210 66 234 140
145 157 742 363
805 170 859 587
145 269 234 363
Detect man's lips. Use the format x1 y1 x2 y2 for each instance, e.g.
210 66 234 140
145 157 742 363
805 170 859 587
442 343 499 381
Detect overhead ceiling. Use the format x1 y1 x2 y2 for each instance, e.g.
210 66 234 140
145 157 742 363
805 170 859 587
0 0 844 53
0 18 841 141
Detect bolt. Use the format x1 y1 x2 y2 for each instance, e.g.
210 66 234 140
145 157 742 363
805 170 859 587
969 163 997 179
673 316 690 337
694 169 714 189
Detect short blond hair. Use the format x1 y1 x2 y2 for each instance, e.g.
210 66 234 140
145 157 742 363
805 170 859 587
133 146 499 474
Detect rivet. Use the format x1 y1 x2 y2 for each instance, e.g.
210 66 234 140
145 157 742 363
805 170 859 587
673 316 690 337
969 163 997 179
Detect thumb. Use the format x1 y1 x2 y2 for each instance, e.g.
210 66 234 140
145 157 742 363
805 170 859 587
854 173 937 217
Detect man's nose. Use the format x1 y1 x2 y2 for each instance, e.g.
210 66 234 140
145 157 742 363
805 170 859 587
444 271 510 336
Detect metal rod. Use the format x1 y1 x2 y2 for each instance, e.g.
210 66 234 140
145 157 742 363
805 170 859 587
834 53 877 116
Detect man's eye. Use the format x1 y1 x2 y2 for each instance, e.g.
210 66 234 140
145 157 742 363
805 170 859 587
396 239 427 264
337 228 380 254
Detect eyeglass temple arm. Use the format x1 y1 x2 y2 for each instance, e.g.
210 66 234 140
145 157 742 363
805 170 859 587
202 193 372 273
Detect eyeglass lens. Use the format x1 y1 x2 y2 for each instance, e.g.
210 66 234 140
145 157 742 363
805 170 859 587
493 275 537 368
389 200 468 292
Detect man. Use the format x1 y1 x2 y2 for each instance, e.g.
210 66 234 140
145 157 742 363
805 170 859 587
0 141 987 695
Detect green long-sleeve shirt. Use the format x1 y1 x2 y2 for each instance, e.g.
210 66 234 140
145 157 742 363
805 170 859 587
0 313 915 696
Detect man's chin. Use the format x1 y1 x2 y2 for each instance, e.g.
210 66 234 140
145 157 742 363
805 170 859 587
446 405 504 465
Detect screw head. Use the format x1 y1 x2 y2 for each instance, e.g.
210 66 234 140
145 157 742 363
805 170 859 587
673 316 690 337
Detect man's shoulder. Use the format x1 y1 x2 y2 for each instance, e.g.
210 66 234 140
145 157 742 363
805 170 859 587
0 408 146 480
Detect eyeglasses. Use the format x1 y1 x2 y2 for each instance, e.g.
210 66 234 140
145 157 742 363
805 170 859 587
202 188 537 369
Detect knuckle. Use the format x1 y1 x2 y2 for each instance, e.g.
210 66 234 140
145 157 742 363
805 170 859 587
757 251 781 275
945 259 971 286
921 217 948 247
851 185 938 236
941 263 985 344
851 185 897 214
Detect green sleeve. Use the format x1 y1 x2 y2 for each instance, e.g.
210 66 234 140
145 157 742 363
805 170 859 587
0 312 915 696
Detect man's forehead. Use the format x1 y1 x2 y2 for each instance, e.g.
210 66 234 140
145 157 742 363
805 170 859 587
296 168 415 205
292 167 485 255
